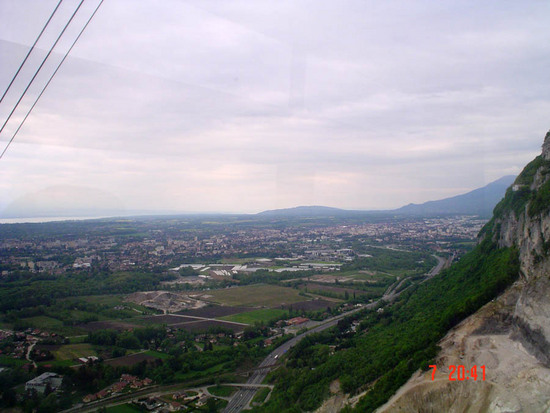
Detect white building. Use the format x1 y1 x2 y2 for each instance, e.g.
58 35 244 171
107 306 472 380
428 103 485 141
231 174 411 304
25 372 63 394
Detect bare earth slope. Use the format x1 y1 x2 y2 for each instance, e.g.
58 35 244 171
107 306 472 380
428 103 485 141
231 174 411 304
125 291 206 313
377 282 550 413
378 131 550 413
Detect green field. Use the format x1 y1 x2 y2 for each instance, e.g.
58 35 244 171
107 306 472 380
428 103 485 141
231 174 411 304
79 294 151 313
145 350 171 359
53 343 97 361
344 271 395 282
0 355 28 368
23 315 64 329
205 284 306 307
106 404 143 413
40 359 76 368
19 316 86 336
207 385 236 397
220 308 287 324
21 315 87 336
67 335 88 344
252 387 271 404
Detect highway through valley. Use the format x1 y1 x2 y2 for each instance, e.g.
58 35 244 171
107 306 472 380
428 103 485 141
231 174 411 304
223 254 449 413
64 255 448 413
223 307 364 413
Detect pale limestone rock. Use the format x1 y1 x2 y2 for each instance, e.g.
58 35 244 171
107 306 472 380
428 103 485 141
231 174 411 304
377 131 550 413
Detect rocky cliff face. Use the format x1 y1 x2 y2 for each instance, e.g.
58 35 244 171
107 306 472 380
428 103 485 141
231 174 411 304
489 132 550 369
378 131 550 413
541 131 550 161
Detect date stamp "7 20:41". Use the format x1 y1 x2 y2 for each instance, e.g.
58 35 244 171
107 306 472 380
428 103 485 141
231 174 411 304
429 365 486 381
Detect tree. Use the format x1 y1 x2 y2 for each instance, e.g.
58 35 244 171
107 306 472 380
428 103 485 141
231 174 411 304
0 388 16 407
37 393 58 413
44 382 53 396
116 331 140 349
207 397 217 413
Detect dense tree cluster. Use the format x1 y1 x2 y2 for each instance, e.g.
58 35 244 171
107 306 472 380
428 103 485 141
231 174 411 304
0 271 176 312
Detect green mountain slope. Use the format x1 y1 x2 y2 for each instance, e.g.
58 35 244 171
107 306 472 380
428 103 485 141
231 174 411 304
252 157 550 412
254 240 518 413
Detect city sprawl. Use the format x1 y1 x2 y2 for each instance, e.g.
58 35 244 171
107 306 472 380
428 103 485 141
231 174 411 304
0 214 486 412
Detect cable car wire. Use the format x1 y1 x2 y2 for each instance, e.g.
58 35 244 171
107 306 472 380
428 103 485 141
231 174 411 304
0 0 85 139
0 0 105 160
0 0 65 106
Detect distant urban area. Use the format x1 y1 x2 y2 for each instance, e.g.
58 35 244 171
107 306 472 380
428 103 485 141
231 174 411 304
1 215 484 275
0 213 485 412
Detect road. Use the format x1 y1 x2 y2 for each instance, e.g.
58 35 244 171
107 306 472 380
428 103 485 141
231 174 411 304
383 255 448 302
26 340 37 368
150 313 250 327
65 255 448 413
223 254 449 413
421 255 448 283
223 305 372 413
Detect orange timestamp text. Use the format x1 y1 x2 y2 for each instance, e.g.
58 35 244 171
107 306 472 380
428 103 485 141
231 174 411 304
429 365 486 381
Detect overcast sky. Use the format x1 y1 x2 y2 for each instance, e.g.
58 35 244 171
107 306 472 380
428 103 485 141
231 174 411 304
0 0 549 217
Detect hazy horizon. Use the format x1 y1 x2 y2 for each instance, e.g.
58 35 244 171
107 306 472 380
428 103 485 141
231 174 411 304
1 1 549 217
0 174 515 221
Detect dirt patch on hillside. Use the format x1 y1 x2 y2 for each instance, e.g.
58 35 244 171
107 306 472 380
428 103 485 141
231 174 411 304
125 291 207 313
315 380 367 413
377 282 550 413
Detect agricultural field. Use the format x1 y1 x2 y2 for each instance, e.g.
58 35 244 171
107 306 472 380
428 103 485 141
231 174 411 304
346 270 396 282
104 352 159 367
22 315 63 329
20 315 86 336
136 312 249 331
177 305 255 318
79 294 153 313
125 291 207 313
106 404 143 413
0 355 27 368
279 299 341 312
145 350 171 359
203 284 306 307
220 308 288 324
301 283 373 298
170 320 246 333
80 320 140 332
53 343 97 361
139 315 198 325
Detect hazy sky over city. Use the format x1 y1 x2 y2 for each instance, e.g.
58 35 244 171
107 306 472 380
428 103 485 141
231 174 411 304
1 0 550 217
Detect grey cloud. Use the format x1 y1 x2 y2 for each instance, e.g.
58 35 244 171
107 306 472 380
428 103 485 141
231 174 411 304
1 0 549 214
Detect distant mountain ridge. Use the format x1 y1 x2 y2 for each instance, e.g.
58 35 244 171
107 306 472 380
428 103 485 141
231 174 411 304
394 175 516 217
258 175 516 217
257 205 346 217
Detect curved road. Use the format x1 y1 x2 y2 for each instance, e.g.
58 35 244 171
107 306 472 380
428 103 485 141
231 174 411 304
223 309 363 413
223 254 449 413
63 255 448 413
